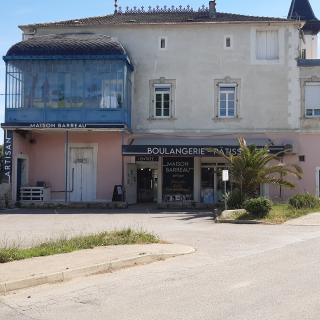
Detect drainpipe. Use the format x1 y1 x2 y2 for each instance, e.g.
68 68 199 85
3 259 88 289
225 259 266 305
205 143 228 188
65 131 69 203
121 130 125 201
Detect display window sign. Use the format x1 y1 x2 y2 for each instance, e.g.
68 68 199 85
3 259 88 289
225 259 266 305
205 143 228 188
162 157 194 201
135 156 159 162
222 170 229 182
3 130 13 183
2 123 125 129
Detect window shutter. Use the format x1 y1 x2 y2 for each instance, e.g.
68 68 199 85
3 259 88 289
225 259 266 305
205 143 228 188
305 83 320 111
256 31 267 60
256 30 279 60
266 31 279 60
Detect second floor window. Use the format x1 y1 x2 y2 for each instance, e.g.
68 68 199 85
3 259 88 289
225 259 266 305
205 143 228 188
154 84 171 117
256 30 279 60
218 85 236 118
5 60 126 110
305 82 320 117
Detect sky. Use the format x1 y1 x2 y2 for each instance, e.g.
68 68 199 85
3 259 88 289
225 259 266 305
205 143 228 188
0 0 320 142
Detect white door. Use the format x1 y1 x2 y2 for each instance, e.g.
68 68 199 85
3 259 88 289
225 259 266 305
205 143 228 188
126 163 137 204
69 147 96 202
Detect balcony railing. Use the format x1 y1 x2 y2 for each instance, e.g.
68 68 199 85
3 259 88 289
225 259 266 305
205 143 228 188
5 107 131 128
297 59 320 67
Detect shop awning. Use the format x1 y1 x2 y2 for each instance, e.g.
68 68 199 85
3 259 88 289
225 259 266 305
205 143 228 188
122 137 288 157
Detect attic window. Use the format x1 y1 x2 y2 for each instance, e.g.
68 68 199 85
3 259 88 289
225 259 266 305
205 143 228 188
159 37 167 50
224 35 233 49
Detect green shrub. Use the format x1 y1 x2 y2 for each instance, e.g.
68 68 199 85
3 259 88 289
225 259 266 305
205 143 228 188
223 189 245 209
289 193 320 209
243 197 273 218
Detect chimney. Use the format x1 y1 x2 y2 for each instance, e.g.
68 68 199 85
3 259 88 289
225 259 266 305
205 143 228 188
209 1 216 18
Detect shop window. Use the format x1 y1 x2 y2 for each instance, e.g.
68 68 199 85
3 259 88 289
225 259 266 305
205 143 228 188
200 165 232 204
162 157 194 202
218 85 236 118
305 82 320 117
256 30 279 60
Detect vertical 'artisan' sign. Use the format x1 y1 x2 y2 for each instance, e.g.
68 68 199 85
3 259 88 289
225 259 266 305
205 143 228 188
3 130 13 183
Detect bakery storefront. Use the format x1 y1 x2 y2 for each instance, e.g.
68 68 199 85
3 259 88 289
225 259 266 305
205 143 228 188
123 138 285 205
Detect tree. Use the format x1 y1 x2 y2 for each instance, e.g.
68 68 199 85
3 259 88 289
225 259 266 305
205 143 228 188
215 138 303 201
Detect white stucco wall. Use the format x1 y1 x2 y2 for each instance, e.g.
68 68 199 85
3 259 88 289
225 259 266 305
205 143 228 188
31 21 303 133
302 34 318 59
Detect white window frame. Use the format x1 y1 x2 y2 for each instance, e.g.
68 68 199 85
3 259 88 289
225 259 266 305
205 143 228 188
224 35 233 50
304 82 320 118
154 84 171 118
218 84 237 118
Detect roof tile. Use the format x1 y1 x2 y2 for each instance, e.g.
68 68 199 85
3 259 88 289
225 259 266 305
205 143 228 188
20 10 291 29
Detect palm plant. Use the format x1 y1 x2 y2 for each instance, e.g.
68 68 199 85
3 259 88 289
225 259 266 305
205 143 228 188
215 138 303 201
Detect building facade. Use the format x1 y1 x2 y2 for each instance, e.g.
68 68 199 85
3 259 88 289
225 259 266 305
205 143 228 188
2 0 320 205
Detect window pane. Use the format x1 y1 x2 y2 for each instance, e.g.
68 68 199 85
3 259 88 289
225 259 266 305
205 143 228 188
156 108 162 116
228 100 235 111
155 86 170 92
306 109 313 116
220 108 226 117
220 100 226 108
163 107 170 117
163 93 170 102
314 109 320 116
221 87 235 92
228 102 235 116
155 93 162 103
220 93 226 101
160 38 166 49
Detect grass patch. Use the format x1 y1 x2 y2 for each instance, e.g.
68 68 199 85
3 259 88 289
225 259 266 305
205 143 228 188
0 229 160 264
232 204 320 224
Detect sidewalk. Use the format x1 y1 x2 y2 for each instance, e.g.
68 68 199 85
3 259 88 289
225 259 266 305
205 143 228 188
285 212 320 226
0 243 195 295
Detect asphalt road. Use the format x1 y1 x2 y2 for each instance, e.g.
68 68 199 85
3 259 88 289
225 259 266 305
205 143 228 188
1 209 320 319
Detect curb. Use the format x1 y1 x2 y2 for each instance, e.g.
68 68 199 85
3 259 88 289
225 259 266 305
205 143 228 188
215 219 267 225
0 247 195 296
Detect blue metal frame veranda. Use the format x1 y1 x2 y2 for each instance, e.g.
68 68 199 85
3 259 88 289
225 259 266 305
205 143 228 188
3 55 133 128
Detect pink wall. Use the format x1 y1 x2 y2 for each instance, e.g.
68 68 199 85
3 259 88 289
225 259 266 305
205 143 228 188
244 132 320 202
12 130 320 203
13 131 125 201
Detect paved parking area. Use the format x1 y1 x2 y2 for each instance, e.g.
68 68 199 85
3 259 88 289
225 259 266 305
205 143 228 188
1 207 320 319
